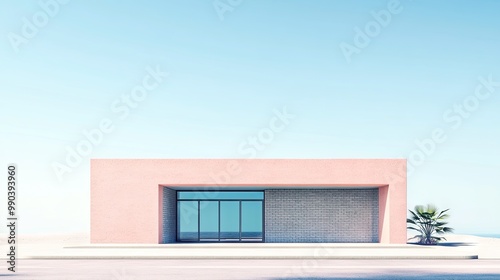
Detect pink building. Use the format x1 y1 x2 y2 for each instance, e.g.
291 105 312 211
91 159 407 244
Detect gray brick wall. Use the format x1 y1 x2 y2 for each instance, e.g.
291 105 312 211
162 188 177 243
265 189 378 243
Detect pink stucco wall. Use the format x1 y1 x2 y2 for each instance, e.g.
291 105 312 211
91 159 407 244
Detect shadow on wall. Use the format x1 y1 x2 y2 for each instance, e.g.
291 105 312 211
271 274 500 280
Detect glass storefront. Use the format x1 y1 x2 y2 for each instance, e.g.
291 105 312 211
177 191 264 242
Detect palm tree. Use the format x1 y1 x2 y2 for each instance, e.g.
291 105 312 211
407 204 453 245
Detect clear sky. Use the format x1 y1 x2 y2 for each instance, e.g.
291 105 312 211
0 0 499 235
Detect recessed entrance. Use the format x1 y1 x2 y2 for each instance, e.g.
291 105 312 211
176 191 264 242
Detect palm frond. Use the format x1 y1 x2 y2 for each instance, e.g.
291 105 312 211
407 226 421 232
407 204 453 245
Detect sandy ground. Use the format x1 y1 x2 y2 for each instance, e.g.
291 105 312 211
1 232 89 258
434 234 500 259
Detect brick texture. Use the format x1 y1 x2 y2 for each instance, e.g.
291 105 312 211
264 189 378 243
162 188 177 243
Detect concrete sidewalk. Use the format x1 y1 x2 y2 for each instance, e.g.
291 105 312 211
19 243 479 260
3 233 499 260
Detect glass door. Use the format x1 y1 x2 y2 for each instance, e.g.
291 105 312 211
199 201 219 241
241 201 263 241
177 201 199 241
219 201 240 241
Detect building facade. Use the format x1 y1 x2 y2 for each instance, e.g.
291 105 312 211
91 159 407 244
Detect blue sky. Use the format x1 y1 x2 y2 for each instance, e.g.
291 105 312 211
0 0 499 235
